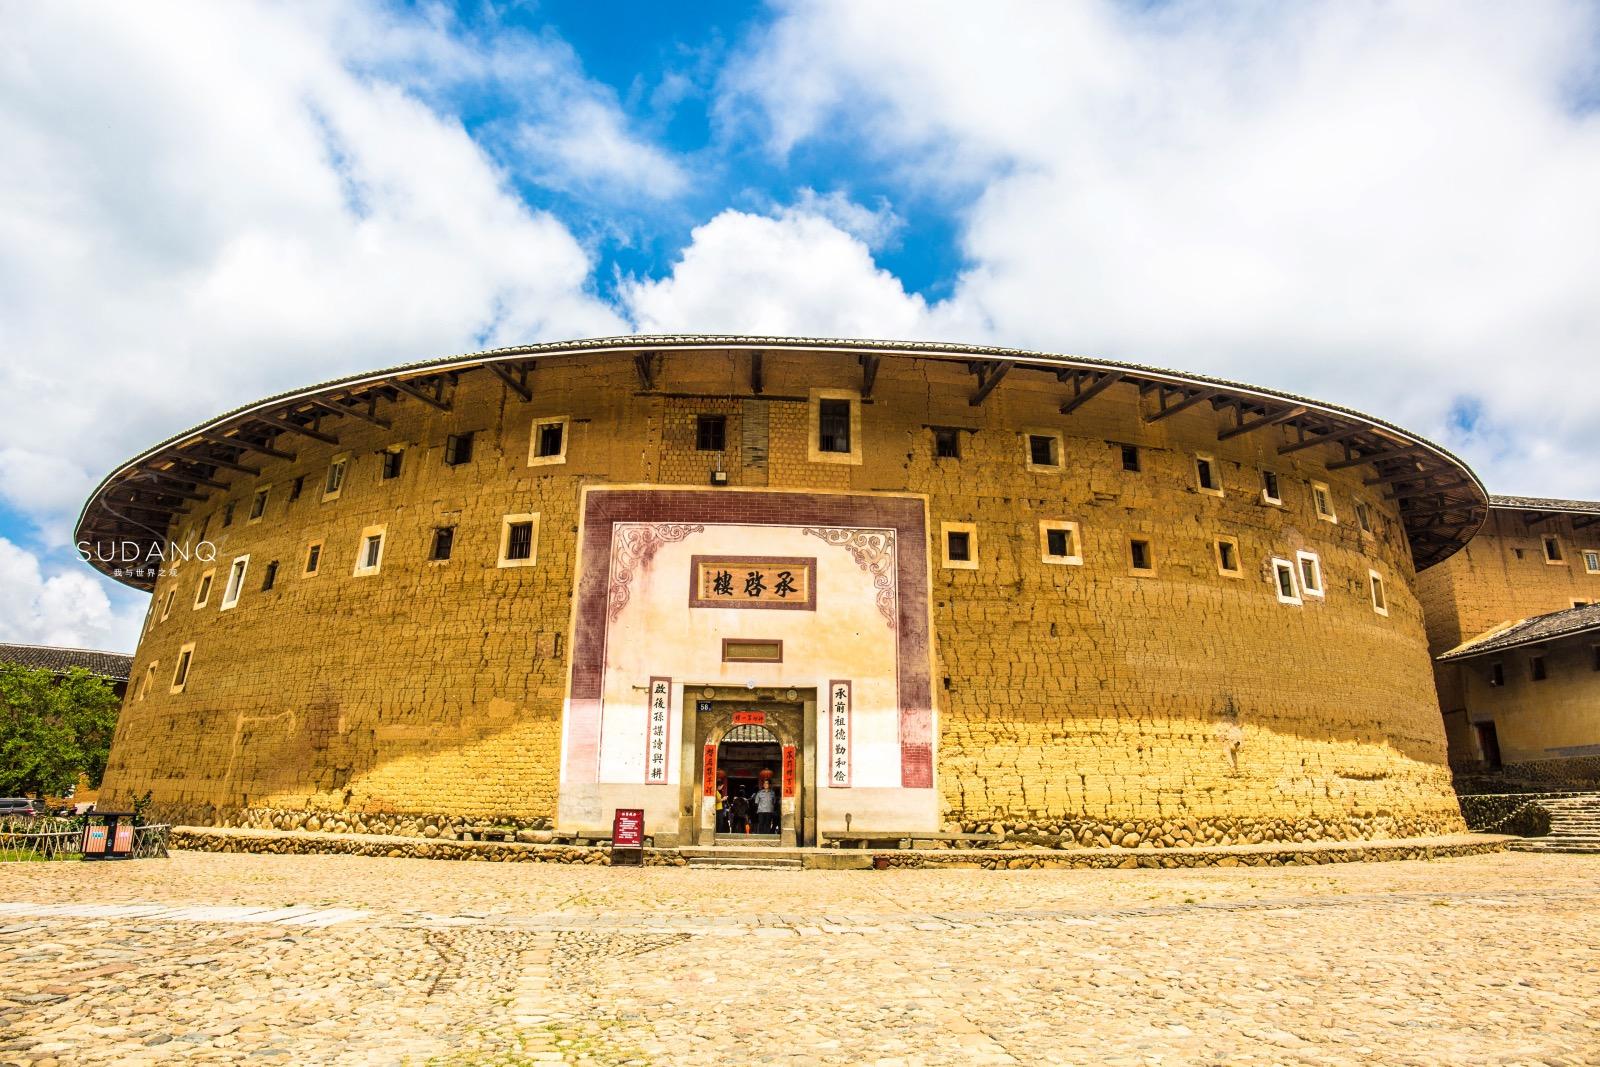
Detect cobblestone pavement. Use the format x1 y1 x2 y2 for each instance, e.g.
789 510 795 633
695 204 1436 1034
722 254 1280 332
3 850 1598 1065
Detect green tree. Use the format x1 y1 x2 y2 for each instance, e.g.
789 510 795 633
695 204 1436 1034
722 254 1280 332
0 665 121 797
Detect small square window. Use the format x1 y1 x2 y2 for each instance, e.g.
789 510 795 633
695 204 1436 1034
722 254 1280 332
818 399 852 454
1120 444 1141 473
1028 434 1059 468
288 475 304 502
1574 600 1589 610
1195 455 1222 496
809 391 862 463
497 513 540 568
1296 551 1324 598
1583 549 1600 574
1543 535 1565 564
193 568 215 609
431 526 455 562
1489 662 1505 687
1272 558 1301 605
303 541 322 576
530 417 569 465
323 455 349 500
353 525 386 577
1312 481 1337 523
1039 521 1082 566
221 501 236 527
445 432 475 466
696 415 727 452
382 449 403 480
1355 500 1374 534
248 487 269 522
1129 538 1155 574
260 560 278 592
1215 537 1242 577
170 643 195 694
1260 470 1281 505
1369 570 1388 616
933 428 961 459
1530 654 1547 682
940 522 978 570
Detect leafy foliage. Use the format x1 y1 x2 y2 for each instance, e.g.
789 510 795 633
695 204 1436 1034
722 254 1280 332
0 665 120 797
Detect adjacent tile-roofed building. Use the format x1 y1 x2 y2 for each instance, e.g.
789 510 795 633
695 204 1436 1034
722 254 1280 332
0 642 132 682
1438 603 1600 661
1488 495 1600 516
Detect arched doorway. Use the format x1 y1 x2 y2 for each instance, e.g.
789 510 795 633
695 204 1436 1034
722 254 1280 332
691 692 812 847
718 724 782 838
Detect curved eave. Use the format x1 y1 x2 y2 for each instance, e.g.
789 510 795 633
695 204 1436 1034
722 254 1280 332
75 335 1490 590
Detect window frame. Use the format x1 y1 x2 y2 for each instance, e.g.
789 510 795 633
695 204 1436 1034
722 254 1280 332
381 447 404 481
170 643 195 694
430 525 456 562
1128 537 1156 577
138 661 157 702
1119 444 1141 473
444 432 476 467
160 587 176 622
303 540 322 577
497 513 540 569
1529 653 1547 682
1542 535 1565 564
1214 536 1243 578
1024 429 1064 474
932 427 961 460
1583 549 1600 574
1295 550 1324 598
260 560 278 592
1354 499 1375 535
1488 662 1505 687
528 416 570 467
1368 569 1389 616
193 567 215 610
322 453 350 501
1311 480 1338 524
220 554 250 611
808 389 862 464
1194 454 1223 497
940 521 978 570
696 414 728 453
1271 557 1302 605
1259 469 1282 506
248 485 270 523
353 524 387 577
1039 520 1083 566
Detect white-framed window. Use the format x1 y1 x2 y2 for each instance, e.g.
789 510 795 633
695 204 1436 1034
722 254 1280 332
323 453 350 501
1215 536 1243 578
1311 481 1337 523
138 661 157 702
1128 537 1156 576
353 524 386 577
1354 499 1374 535
248 485 270 523
1271 557 1301 605
170 643 195 694
1024 429 1064 473
1583 549 1600 574
193 568 215 609
1259 469 1282 505
303 540 322 577
1296 550 1324 598
160 587 176 621
941 521 978 570
1368 569 1389 616
220 555 250 611
1543 535 1565 564
1039 520 1083 566
1195 454 1223 496
497 513 540 568
808 389 862 465
528 416 570 466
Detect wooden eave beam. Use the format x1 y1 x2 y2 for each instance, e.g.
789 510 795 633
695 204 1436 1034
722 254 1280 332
113 479 204 502
1059 370 1123 416
1326 446 1423 471
167 448 260 477
308 396 391 428
249 413 340 446
1143 387 1218 423
750 352 764 396
1217 404 1308 442
1401 501 1482 519
860 355 880 399
1363 467 1436 488
968 360 1014 406
1572 515 1600 531
633 353 657 392
1278 425 1366 455
388 377 452 411
200 431 296 462
138 467 227 491
488 362 533 402
1386 480 1476 502
101 499 182 518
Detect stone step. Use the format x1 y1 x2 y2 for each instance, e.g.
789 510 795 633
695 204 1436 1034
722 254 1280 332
685 856 804 870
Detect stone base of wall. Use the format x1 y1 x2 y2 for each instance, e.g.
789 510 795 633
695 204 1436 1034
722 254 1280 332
151 804 553 840
1454 756 1600 794
170 827 686 866
872 835 1506 870
946 811 1467 849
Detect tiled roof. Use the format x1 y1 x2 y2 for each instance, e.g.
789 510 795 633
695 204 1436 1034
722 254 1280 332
1489 495 1600 515
1438 603 1600 661
0 643 132 681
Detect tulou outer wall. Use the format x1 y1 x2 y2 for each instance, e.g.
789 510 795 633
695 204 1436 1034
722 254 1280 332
100 347 1466 844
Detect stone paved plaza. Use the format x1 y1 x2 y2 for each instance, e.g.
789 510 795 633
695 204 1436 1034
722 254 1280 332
3 850 1598 1065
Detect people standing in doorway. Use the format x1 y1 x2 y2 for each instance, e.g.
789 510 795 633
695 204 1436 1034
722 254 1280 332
715 776 728 833
728 789 751 835
754 780 778 834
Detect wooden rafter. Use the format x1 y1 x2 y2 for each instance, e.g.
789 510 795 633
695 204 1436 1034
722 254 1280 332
308 395 391 428
1217 404 1308 442
1401 501 1482 519
860 355 880 399
1519 512 1562 527
138 467 227 491
167 448 260 477
633 353 657 392
968 360 1013 406
1144 387 1218 424
1326 446 1421 471
250 413 340 446
1573 515 1600 531
200 432 296 462
750 352 764 396
489 362 533 402
1386 480 1476 502
1363 467 1435 488
1059 370 1123 416
1278 425 1366 455
388 377 452 411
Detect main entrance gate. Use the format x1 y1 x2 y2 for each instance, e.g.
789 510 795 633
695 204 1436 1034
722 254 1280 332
690 690 813 846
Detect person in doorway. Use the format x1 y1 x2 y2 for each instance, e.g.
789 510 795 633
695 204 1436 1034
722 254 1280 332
728 789 751 835
715 777 728 833
754 780 778 834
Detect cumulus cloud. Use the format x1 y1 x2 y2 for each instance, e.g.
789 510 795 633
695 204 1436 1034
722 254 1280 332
724 0 1600 498
0 539 140 650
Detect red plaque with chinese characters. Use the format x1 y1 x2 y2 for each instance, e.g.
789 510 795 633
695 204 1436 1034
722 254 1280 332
732 711 766 726
702 744 717 797
689 555 817 611
781 745 797 797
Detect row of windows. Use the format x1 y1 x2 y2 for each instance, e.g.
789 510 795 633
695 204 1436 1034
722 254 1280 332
157 514 543 621
937 521 1390 615
1535 536 1600 572
1486 645 1600 687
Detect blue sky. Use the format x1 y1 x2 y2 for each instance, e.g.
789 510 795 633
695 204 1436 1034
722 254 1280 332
2 0 1599 651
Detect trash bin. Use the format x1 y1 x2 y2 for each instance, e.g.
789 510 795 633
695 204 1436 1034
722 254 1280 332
81 811 136 860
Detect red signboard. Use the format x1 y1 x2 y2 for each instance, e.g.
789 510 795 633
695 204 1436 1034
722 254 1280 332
113 823 135 853
703 744 717 796
612 808 644 849
732 710 766 726
781 745 797 797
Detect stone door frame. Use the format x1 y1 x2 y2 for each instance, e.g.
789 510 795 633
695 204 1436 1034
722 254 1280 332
682 685 816 846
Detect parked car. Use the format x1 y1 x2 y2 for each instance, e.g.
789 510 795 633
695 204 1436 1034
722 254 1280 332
0 797 43 818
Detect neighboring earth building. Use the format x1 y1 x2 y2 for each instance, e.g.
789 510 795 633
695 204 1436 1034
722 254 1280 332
0 642 132 701
1420 497 1600 788
78 336 1490 848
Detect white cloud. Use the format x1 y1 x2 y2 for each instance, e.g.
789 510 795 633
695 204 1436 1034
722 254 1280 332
789 189 903 250
0 538 141 651
725 0 1600 498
